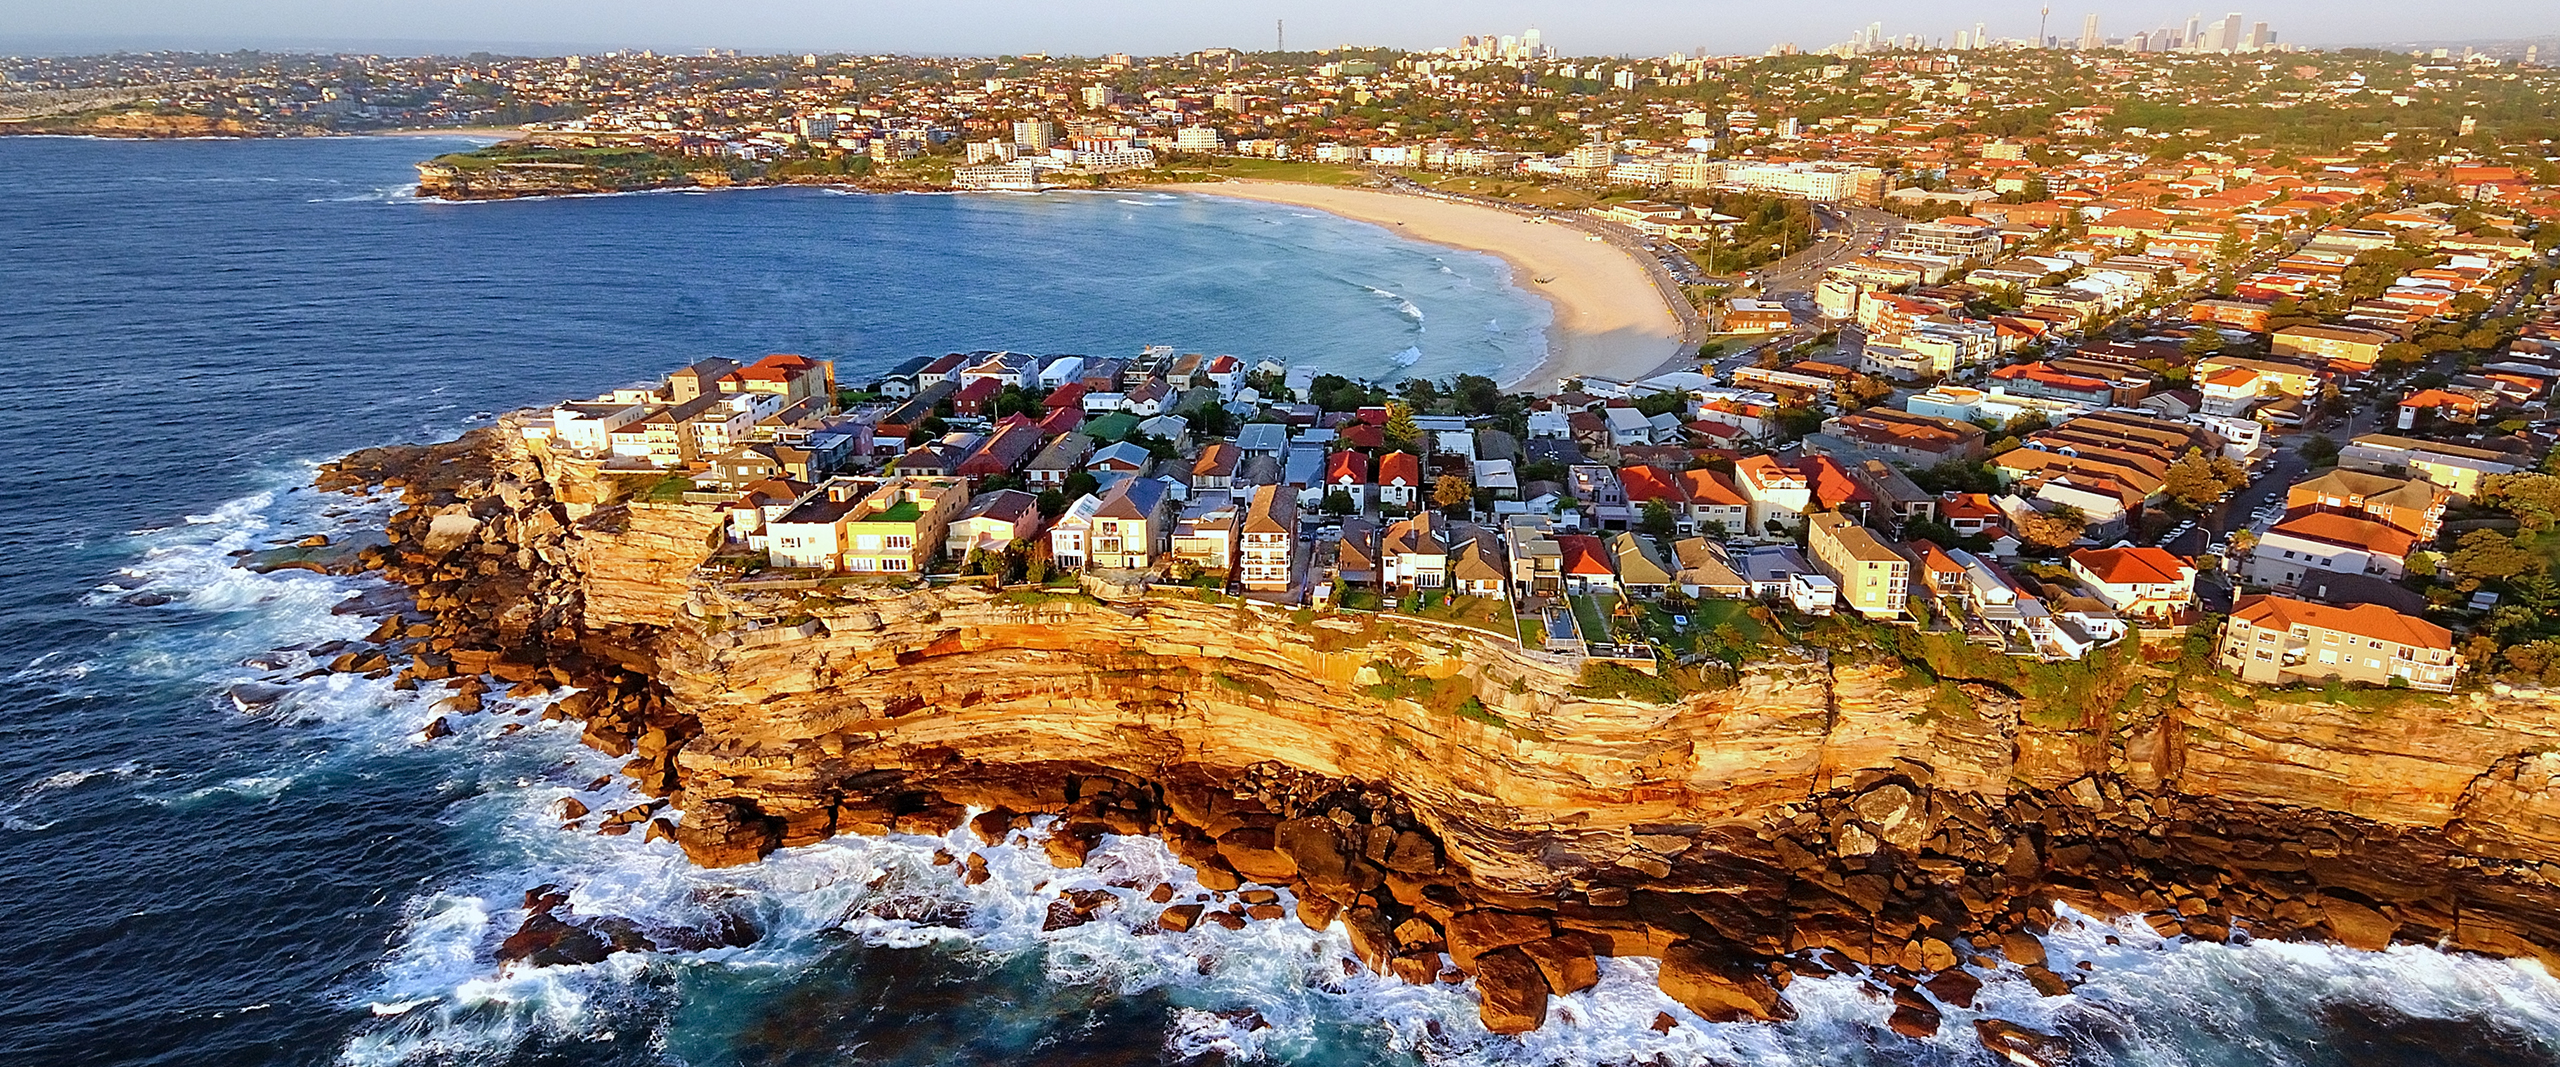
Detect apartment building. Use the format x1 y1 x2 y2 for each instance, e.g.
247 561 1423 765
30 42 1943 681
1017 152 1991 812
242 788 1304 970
2216 594 2460 692
1807 512 1909 618
2338 433 2523 500
1238 484 1299 593
2282 469 2448 540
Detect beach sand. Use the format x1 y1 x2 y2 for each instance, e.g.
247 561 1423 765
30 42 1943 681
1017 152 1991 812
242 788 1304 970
1163 180 1690 390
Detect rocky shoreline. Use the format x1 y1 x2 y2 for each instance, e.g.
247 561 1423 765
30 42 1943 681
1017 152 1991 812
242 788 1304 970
295 421 2560 1054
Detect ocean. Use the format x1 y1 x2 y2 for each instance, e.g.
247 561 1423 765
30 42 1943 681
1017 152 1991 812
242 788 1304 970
1 134 2556 1067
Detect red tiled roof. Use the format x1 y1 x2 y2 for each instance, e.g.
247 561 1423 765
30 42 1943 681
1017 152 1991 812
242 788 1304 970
1326 450 1370 484
2071 546 2193 585
1377 451 1421 487
1557 534 1616 577
2230 594 2451 651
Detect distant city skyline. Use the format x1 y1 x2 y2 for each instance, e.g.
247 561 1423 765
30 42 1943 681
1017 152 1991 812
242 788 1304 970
0 1 2552 58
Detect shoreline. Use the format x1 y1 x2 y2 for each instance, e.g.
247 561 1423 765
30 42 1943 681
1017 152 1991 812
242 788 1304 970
1161 179 1689 391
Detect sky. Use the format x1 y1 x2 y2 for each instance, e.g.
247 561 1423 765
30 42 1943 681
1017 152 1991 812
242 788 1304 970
1 0 2553 58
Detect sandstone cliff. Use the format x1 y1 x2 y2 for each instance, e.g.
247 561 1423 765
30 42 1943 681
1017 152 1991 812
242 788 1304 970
315 425 2560 1040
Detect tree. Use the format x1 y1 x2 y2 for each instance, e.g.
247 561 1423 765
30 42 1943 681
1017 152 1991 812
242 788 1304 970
2482 472 2560 533
2183 329 2224 357
1383 401 1421 451
1452 374 1504 415
1321 489 1357 516
1062 471 1099 503
1640 499 1678 541
2019 505 2088 550
1191 401 1235 439
1432 474 1473 514
2449 529 2541 583
1841 373 1895 410
2301 434 2341 467
1037 488 1067 518
2160 449 2241 511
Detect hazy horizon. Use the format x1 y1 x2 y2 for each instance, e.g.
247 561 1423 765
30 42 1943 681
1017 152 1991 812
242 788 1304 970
2 1 2555 61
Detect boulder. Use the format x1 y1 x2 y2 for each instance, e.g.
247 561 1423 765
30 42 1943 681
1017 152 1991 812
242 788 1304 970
1519 934 1601 995
1474 947 1552 1034
1342 906 1397 971
2319 896 2399 952
1216 827 1301 883
422 510 482 558
1923 967 1983 1009
1159 903 1205 932
970 807 1017 845
1657 940 1783 1022
1045 824 1101 868
672 797 781 869
1974 1019 2071 1067
1445 909 1555 970
1276 817 1380 900
1296 891 1342 932
1999 930 2047 968
1887 1002 1942 1039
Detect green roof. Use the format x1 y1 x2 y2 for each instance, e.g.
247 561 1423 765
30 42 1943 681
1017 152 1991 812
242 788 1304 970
1083 412 1141 441
869 500 924 523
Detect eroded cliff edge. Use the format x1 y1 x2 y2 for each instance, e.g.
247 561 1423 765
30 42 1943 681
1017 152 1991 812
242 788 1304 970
321 424 2560 1038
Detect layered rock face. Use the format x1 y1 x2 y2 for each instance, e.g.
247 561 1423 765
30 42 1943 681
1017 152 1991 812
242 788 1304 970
323 427 2560 1036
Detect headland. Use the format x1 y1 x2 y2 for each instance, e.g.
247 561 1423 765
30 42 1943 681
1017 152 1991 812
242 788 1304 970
278 413 2560 1053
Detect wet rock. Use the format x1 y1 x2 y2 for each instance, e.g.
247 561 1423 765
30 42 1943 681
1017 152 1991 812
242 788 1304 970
1205 909 1248 931
2000 930 2048 968
1296 891 1342 932
1160 903 1205 932
1657 940 1784 1022
1887 1001 1942 1039
2319 896 2399 952
963 854 990 886
421 716 454 741
1923 968 1983 1009
1474 947 1551 1034
1519 934 1600 995
1650 1012 1678 1033
122 592 172 607
227 682 289 712
673 797 782 869
1974 1019 2071 1066
1045 824 1102 868
1148 883 1176 904
970 806 1017 845
2020 965 2072 997
1042 899 1096 931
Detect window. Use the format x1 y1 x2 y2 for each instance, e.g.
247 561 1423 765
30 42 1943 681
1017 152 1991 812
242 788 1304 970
881 558 908 571
886 535 912 550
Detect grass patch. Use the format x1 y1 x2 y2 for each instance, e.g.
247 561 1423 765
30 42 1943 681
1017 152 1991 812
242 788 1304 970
635 474 694 503
997 587 1102 608
1211 672 1279 701
1172 157 1372 186
1574 661 1683 704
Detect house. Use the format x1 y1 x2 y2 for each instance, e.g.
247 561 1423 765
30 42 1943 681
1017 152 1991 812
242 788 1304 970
2245 512 2417 589
1381 510 1451 592
1807 512 1909 618
1325 450 1373 513
722 478 810 550
1087 477 1174 570
723 353 836 405
1038 355 1088 390
1672 538 1751 598
2068 546 2196 623
1048 493 1104 571
1238 484 1300 593
1087 440 1155 485
1023 432 1095 489
2283 469 2448 540
1192 442 1243 492
954 421 1042 482
1447 525 1508 598
1823 409 1988 464
2216 594 2459 691
766 476 967 574
1734 455 1811 538
944 489 1043 558
1169 495 1242 576
1502 517 1565 599
1557 533 1619 592
1377 452 1424 510
1611 532 1677 599
1679 468 1751 538
1568 465 1634 529
1335 516 1382 589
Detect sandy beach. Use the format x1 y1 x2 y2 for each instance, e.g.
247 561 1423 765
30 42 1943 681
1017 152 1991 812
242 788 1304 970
370 126 528 138
1163 180 1691 390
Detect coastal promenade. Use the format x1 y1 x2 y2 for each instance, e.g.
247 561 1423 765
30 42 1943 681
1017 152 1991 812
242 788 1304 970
1164 179 1691 390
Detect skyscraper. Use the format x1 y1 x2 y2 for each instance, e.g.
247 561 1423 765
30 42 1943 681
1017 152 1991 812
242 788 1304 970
2247 22 2270 51
2217 13 2244 53
2081 13 2102 49
2184 14 2203 51
1975 22 1988 49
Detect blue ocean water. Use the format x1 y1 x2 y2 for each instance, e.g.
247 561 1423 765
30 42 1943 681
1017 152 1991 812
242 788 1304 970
2 134 2558 1067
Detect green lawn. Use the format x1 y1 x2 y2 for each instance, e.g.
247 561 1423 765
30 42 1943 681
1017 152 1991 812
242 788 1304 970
1570 592 1620 644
